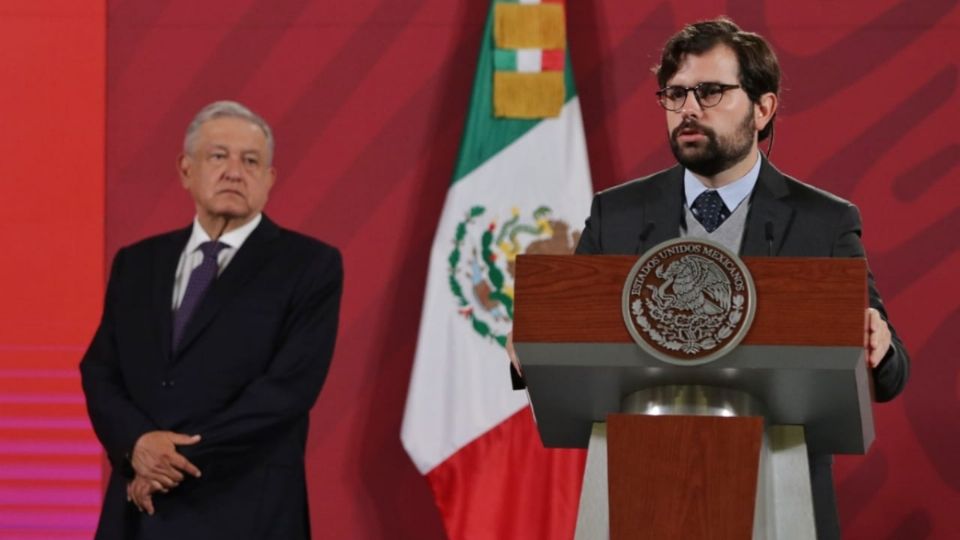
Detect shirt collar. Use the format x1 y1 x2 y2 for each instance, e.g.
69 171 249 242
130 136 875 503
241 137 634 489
684 153 762 211
185 213 262 254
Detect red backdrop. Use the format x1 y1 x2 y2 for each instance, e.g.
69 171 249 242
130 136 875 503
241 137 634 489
0 1 104 538
4 0 956 539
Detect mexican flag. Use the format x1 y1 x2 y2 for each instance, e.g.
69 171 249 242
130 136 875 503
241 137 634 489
401 1 592 538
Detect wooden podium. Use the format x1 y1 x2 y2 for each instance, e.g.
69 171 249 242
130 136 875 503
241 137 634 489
513 255 874 540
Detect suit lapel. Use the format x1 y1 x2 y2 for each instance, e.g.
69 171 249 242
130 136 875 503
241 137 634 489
154 227 191 363
635 158 795 256
639 165 685 252
174 216 281 356
741 158 794 256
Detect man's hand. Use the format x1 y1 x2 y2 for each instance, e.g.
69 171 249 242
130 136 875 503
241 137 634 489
506 331 522 376
126 475 159 515
865 308 892 368
131 431 202 489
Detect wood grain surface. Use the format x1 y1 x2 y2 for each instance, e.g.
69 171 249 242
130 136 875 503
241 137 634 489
514 255 867 346
607 414 764 540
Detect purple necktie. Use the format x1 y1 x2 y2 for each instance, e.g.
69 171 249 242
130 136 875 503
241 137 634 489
173 241 227 347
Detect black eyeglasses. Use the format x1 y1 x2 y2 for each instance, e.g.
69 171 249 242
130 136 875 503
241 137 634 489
656 82 741 111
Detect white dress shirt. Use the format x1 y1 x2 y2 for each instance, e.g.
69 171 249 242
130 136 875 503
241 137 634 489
171 214 262 310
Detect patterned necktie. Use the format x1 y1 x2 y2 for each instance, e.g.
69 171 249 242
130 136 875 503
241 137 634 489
173 241 227 347
690 190 731 233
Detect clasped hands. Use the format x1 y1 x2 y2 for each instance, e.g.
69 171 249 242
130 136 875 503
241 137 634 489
126 431 202 515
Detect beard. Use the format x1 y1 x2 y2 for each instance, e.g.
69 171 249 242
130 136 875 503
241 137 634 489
669 107 755 177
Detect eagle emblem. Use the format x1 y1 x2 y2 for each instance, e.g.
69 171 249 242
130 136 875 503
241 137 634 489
650 255 732 316
623 239 756 365
449 206 579 347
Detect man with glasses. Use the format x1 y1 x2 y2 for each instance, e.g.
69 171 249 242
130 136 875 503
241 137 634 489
573 18 910 540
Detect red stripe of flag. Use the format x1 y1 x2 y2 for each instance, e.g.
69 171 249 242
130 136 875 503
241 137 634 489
426 407 585 539
541 49 565 71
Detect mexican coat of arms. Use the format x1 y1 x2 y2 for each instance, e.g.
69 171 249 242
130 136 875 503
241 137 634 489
622 238 757 365
448 206 579 348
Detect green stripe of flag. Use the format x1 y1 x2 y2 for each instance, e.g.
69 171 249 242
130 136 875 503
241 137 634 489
493 49 517 71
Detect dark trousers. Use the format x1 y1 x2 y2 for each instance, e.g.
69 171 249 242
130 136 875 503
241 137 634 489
810 453 841 540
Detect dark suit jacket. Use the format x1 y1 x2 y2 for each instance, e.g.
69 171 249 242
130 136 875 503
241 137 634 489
80 215 343 540
573 158 909 539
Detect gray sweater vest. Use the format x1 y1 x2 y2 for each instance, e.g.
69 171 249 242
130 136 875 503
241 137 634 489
681 198 750 254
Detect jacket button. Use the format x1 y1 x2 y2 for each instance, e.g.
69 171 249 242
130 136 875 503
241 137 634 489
161 380 174 388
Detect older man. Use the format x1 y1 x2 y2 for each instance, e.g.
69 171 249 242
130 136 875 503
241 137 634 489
81 101 342 539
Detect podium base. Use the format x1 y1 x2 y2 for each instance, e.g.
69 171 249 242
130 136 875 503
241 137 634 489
574 420 816 540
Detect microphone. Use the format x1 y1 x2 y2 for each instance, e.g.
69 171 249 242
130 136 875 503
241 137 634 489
634 223 656 255
764 221 775 256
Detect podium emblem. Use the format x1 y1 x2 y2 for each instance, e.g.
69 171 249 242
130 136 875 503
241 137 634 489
622 238 756 365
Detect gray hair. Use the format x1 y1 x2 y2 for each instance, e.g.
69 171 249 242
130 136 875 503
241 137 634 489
183 100 275 164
